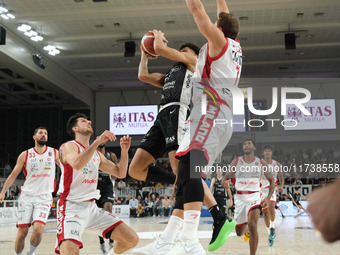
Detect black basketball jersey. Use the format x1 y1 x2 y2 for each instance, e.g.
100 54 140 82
213 178 226 198
160 62 193 106
97 152 114 191
293 192 301 202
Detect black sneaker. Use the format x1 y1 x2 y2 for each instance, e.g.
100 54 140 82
208 215 236 252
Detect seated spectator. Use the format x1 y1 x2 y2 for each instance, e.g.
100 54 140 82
153 197 162 217
137 195 143 204
150 188 159 199
136 203 145 217
161 195 172 216
13 186 20 200
143 197 152 216
117 180 126 190
142 187 150 200
129 195 138 217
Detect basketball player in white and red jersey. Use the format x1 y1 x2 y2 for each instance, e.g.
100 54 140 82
224 139 274 255
0 127 59 255
56 113 138 255
170 0 242 254
260 145 284 246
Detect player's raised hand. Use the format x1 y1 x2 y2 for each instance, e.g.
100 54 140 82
96 130 116 145
120 135 131 152
141 46 158 60
150 29 169 44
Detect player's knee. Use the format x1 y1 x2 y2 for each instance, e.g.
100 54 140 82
235 227 244 236
248 221 257 234
17 227 29 239
123 232 139 249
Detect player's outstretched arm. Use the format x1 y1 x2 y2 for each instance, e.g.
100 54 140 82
185 0 226 55
152 30 197 71
217 0 230 16
138 48 165 88
99 135 131 179
63 130 116 170
0 151 26 203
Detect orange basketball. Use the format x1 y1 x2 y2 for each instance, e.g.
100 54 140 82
141 32 159 57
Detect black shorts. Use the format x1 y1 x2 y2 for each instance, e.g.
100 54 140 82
96 189 114 208
293 201 301 207
139 104 189 159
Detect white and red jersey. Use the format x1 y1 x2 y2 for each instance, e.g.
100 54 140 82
192 37 242 110
234 156 263 192
261 159 280 189
21 147 56 196
58 140 101 202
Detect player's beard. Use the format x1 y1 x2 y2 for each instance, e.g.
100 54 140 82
37 139 47 146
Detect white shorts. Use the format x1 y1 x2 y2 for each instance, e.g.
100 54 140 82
234 192 261 226
17 192 52 228
260 187 277 202
55 199 123 254
176 101 233 166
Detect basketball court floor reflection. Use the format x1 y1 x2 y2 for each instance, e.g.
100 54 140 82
1 215 339 254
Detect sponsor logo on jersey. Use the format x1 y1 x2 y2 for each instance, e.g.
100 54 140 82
82 179 97 184
48 151 52 157
47 158 51 162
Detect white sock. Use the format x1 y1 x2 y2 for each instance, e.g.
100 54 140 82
160 215 183 243
267 227 270 234
27 244 37 255
182 210 201 242
270 220 275 228
15 253 22 255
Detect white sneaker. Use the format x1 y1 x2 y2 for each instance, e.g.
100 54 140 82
166 238 206 255
100 243 107 255
132 234 174 255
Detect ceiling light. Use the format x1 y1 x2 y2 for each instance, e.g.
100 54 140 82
114 22 120 27
18 24 31 32
44 45 60 56
24 30 38 37
31 34 44 42
166 20 175 24
296 13 304 17
239 16 249 20
6 10 15 19
306 34 314 38
0 4 8 13
314 12 324 16
1 14 9 19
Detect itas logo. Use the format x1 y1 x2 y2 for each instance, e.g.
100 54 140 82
287 107 302 122
113 113 127 128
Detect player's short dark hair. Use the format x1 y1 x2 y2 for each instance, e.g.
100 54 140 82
243 138 256 147
180 43 200 55
295 187 300 191
67 113 88 138
34 127 47 135
263 145 274 152
217 12 240 40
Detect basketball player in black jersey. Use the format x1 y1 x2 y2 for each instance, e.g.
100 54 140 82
96 140 118 255
210 168 233 215
130 31 232 254
291 187 309 217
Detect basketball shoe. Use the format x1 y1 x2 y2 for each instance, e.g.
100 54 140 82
132 234 174 255
165 238 206 255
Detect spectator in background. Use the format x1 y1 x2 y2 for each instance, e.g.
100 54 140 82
144 197 153 216
13 186 20 200
117 180 126 190
136 203 145 218
129 195 138 217
155 182 164 188
161 196 172 216
142 187 150 200
137 195 143 205
150 188 159 198
153 197 162 217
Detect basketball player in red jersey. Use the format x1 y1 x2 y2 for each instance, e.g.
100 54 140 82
170 0 242 254
55 113 138 255
224 139 275 255
261 145 284 246
0 127 60 255
132 31 233 254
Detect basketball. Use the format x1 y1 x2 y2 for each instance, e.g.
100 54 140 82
141 32 159 57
